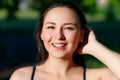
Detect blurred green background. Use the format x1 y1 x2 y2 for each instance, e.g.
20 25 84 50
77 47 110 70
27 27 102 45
0 0 120 80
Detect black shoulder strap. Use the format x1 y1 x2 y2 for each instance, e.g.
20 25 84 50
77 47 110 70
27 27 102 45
83 67 86 80
31 65 36 80
31 65 86 80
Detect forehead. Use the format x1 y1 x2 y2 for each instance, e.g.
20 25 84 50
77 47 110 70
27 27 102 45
44 7 79 23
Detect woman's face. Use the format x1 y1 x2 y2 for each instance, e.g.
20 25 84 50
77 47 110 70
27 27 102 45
41 7 83 59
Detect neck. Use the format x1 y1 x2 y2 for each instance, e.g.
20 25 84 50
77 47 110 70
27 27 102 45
43 56 77 75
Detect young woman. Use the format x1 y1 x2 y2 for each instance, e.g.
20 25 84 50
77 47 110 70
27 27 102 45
10 1 120 80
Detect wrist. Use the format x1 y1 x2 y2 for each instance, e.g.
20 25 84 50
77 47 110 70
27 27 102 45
87 41 111 58
83 40 101 56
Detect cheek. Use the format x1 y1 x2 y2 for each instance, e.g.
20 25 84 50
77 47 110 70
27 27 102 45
66 31 80 43
41 31 53 42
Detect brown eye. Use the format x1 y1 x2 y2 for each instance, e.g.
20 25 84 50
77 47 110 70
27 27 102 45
47 26 55 29
66 27 74 30
64 26 76 31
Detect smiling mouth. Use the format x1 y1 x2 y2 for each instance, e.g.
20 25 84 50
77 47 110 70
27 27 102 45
52 43 67 48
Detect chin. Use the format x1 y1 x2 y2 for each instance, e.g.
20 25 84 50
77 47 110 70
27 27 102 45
50 52 72 59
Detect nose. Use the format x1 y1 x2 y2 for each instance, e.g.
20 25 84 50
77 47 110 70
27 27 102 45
55 29 65 40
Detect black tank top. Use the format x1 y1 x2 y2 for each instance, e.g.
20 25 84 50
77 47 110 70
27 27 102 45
31 65 86 80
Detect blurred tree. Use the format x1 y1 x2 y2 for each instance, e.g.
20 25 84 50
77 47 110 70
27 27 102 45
80 0 96 14
106 0 120 21
3 0 20 19
0 0 4 8
32 0 58 10
32 0 96 15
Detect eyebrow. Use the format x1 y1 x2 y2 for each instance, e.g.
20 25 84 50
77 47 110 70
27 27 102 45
45 22 77 26
44 22 55 25
64 23 77 27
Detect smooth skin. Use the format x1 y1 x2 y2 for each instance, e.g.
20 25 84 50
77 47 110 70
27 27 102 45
10 7 120 80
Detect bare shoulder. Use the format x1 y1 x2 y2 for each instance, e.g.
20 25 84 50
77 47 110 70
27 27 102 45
10 66 33 80
86 67 118 80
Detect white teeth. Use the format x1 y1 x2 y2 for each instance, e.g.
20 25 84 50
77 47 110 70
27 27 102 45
52 43 65 47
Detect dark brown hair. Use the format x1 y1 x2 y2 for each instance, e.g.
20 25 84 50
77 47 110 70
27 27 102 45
34 1 86 67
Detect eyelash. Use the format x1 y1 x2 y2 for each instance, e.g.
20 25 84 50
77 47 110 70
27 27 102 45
46 26 75 30
64 27 75 30
47 26 55 29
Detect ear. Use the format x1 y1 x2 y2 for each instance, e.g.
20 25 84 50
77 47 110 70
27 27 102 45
40 32 44 40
